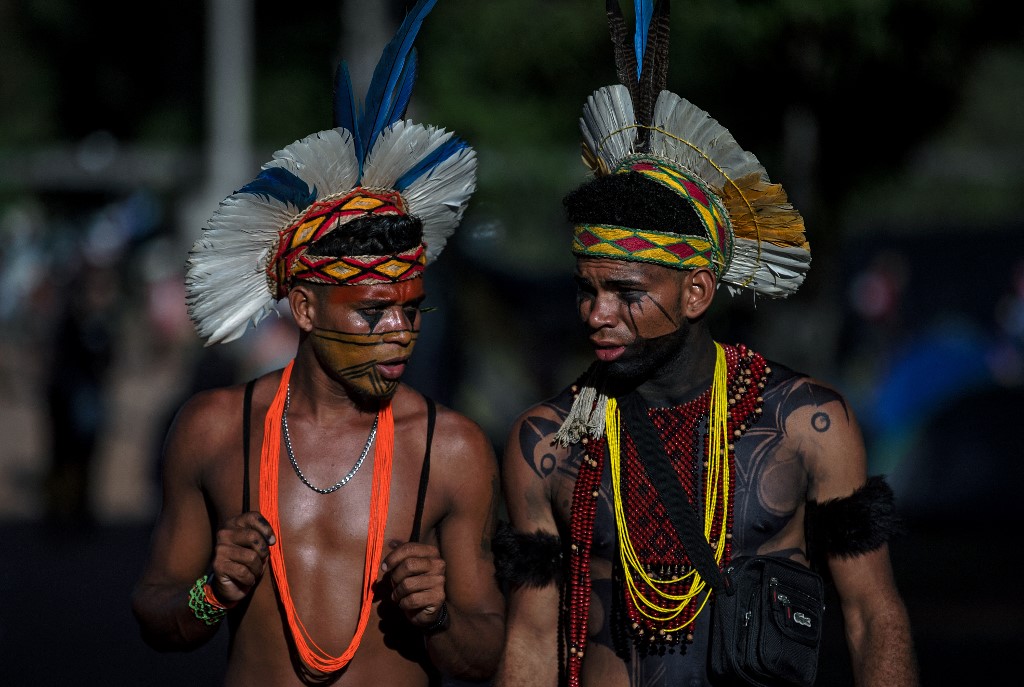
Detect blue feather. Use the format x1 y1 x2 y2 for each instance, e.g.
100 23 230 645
394 136 468 191
358 0 438 161
238 167 318 210
388 47 418 127
633 0 653 79
333 61 363 161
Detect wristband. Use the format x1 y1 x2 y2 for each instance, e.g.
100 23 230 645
422 602 449 635
188 574 227 626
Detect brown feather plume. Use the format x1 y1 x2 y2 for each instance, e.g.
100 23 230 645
606 0 638 101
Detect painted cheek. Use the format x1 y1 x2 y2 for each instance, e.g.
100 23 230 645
312 330 417 398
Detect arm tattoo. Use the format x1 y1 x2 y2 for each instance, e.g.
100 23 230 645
518 414 562 479
777 378 850 435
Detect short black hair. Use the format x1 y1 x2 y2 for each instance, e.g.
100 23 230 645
308 213 423 256
562 171 706 237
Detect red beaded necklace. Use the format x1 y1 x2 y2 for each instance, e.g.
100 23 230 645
564 343 768 685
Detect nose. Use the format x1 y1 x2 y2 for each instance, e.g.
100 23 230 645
374 307 417 345
382 328 414 346
583 293 618 330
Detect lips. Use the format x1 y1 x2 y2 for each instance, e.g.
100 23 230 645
376 358 408 380
592 341 626 362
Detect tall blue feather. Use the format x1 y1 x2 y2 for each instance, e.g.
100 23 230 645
358 0 438 161
633 0 653 79
333 61 363 168
388 48 418 126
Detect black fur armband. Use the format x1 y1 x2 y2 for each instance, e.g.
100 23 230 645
493 521 564 588
805 475 905 560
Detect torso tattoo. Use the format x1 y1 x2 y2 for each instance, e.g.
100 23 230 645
517 343 850 686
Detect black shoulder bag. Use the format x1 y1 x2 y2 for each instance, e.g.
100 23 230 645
620 393 824 687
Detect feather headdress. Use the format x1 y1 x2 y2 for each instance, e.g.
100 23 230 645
555 0 811 447
577 0 810 298
186 0 476 345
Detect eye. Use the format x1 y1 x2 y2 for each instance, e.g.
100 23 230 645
618 289 645 304
574 277 596 297
403 305 422 320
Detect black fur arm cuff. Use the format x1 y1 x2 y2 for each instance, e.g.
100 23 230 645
805 475 905 560
493 521 564 588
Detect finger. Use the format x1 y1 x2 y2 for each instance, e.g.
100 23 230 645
382 542 441 575
395 586 446 617
240 511 277 545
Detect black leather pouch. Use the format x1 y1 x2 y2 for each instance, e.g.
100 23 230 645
709 555 824 687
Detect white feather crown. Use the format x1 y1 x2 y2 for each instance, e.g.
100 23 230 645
184 0 475 346
575 0 811 300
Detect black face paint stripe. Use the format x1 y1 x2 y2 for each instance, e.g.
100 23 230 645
642 294 678 327
314 328 419 346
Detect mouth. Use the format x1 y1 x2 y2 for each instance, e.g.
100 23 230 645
591 341 626 362
376 358 409 380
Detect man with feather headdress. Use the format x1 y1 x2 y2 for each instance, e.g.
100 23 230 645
494 2 918 686
131 2 505 683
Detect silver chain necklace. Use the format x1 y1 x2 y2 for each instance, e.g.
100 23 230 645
281 385 378 495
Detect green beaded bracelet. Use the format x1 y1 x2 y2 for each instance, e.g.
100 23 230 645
188 574 227 626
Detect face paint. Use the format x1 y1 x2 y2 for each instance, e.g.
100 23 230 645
311 326 418 399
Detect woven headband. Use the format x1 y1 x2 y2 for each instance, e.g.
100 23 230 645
571 156 732 275
268 188 424 297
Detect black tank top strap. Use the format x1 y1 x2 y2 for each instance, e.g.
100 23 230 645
410 396 436 543
242 378 256 513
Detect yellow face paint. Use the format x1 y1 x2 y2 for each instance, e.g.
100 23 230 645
311 326 418 399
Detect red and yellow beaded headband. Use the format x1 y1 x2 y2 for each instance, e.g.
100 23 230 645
571 156 733 275
267 187 426 298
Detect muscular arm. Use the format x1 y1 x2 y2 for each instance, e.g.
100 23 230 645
785 377 919 687
494 402 567 687
387 407 506 680
131 388 274 650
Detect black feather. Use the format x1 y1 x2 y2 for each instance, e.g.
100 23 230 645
606 0 639 101
635 0 671 149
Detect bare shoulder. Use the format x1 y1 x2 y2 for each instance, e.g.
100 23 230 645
503 385 576 478
163 385 243 464
762 361 868 501
506 383 575 451
162 370 279 475
391 386 496 469
430 399 496 465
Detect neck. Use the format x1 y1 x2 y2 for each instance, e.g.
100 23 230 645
635 331 718 407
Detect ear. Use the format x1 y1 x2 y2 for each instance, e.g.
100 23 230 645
288 284 317 333
683 268 716 319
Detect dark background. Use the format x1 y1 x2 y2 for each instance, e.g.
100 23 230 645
2 0 1023 684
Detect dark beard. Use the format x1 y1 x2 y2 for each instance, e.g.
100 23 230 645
605 323 691 391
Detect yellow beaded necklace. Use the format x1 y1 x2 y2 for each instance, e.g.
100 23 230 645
606 342 730 631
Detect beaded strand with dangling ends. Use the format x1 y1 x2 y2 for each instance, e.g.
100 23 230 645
282 384 378 494
564 343 769 684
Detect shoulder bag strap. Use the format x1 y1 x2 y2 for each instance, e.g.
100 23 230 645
242 379 255 513
410 396 436 543
619 391 725 591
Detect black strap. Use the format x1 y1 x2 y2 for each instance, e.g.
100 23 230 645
242 379 255 513
410 396 436 543
619 391 725 591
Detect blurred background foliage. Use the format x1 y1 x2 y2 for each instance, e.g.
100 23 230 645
0 1 1022 682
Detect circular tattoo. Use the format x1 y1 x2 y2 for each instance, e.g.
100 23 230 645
812 411 830 433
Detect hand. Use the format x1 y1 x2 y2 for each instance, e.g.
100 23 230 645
209 511 276 608
381 540 448 630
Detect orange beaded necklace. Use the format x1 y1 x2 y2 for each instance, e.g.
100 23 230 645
259 359 394 674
